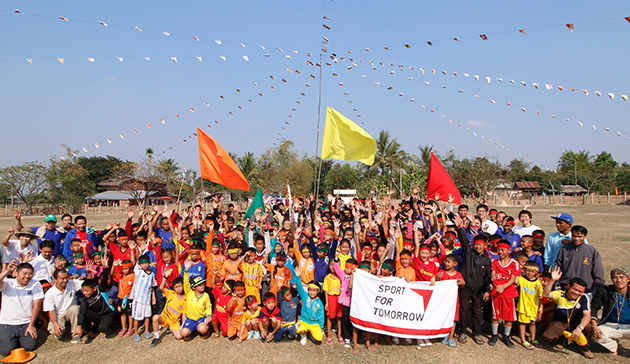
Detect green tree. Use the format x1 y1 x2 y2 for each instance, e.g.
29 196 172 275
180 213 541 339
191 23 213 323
77 155 125 192
257 140 314 196
449 156 503 204
156 158 180 193
371 130 407 176
46 146 94 212
0 162 47 210
323 164 361 193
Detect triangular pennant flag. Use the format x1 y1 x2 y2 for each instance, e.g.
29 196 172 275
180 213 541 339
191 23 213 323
480 34 487 40
196 127 249 191
244 187 264 220
566 23 574 31
519 29 527 35
321 107 376 165
426 153 461 205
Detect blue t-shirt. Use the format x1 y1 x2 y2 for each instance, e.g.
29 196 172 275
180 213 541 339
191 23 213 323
67 265 87 278
181 261 205 280
609 292 630 324
156 228 175 250
32 226 64 256
527 252 544 273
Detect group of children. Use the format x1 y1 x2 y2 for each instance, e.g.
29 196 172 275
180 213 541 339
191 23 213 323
6 197 582 356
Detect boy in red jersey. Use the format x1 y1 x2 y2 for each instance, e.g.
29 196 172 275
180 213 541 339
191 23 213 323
437 254 466 347
489 240 521 348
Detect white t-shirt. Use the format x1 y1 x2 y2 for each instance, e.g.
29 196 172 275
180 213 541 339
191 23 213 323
0 279 44 325
31 255 54 283
43 279 81 316
513 224 541 237
5 240 38 263
482 220 498 234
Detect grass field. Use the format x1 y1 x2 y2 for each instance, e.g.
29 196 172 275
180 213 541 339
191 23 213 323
1 205 629 363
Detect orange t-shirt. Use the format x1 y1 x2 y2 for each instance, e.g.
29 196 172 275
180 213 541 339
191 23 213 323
221 259 242 282
293 241 314 285
118 273 135 299
229 297 246 325
206 252 225 287
266 264 292 295
395 259 415 281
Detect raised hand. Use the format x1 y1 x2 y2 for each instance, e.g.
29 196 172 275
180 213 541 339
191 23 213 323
127 210 135 220
14 211 21 221
184 259 192 271
551 266 563 281
7 225 15 236
294 266 302 277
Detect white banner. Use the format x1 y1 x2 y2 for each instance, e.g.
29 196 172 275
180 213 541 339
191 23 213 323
350 269 458 339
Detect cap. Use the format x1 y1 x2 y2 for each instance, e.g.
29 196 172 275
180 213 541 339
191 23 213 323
550 213 573 225
190 276 207 288
45 214 57 223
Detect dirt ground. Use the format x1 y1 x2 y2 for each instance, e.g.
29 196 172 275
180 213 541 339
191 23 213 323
1 205 629 363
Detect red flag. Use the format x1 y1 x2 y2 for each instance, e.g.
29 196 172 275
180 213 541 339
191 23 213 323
196 127 249 191
426 153 461 205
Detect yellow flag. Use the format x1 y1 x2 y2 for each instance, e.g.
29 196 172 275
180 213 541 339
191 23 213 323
321 107 376 165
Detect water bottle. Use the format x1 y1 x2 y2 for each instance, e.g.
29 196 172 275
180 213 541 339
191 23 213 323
121 296 128 310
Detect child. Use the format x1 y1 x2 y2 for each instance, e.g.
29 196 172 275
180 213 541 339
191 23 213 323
130 255 157 342
354 261 378 353
241 248 265 303
150 276 186 347
68 253 88 279
266 252 292 300
205 239 225 290
109 230 133 283
293 239 315 291
514 251 529 271
220 243 243 282
437 254 466 347
288 264 325 347
396 251 415 282
227 281 247 340
489 240 521 348
520 235 544 274
516 261 543 350
76 278 116 344
181 244 205 281
323 260 342 344
258 292 281 343
275 286 300 341
337 239 353 269
334 257 357 348
116 259 135 337
180 260 212 340
380 259 395 278
54 254 67 270
90 252 106 282
239 295 261 342
153 244 179 313
211 278 234 339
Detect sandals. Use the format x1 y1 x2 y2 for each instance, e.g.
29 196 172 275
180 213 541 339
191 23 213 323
124 328 134 337
338 337 345 343
473 336 485 345
326 337 333 345
118 329 126 337
521 341 534 350
211 333 220 341
457 334 467 344
531 340 543 348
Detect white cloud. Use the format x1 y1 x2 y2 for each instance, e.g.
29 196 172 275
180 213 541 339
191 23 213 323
105 76 117 81
466 120 488 128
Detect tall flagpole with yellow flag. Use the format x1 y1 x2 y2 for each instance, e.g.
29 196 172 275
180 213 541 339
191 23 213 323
316 107 377 196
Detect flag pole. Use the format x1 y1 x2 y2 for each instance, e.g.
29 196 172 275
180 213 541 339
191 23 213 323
315 52 324 198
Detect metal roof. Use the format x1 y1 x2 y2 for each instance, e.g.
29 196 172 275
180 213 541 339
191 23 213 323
514 181 542 189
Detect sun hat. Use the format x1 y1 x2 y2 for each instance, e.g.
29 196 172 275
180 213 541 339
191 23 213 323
14 228 38 240
1 348 36 363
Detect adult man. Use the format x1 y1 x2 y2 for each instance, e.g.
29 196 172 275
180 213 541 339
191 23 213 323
2 227 38 263
62 215 99 261
60 213 73 235
555 226 604 294
457 204 470 229
513 210 540 238
44 269 82 344
30 239 56 287
542 267 594 359
0 260 44 356
34 214 65 256
476 204 497 234
591 267 630 355
545 213 579 269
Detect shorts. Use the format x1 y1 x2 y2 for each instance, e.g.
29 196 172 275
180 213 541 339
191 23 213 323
117 299 133 314
327 295 342 318
132 301 152 321
260 316 279 332
518 312 536 324
296 320 323 342
161 316 182 331
211 312 229 336
182 317 207 333
492 296 516 322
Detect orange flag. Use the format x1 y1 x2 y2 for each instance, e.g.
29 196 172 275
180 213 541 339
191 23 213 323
196 127 249 191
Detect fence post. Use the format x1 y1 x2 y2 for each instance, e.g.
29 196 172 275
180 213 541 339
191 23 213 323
608 192 610 204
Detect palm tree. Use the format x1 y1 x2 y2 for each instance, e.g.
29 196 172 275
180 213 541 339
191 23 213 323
371 130 407 175
157 158 180 181
145 148 154 159
417 145 434 168
237 152 262 189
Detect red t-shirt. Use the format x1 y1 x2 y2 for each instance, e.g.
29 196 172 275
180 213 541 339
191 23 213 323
212 286 233 317
109 242 133 282
491 259 521 298
438 269 463 321
414 256 439 282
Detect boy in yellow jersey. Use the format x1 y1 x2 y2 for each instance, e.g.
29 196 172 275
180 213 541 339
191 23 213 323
180 260 212 341
517 261 544 350
150 275 186 347
241 248 265 303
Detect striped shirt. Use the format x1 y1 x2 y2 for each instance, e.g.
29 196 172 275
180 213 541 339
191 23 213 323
131 265 156 305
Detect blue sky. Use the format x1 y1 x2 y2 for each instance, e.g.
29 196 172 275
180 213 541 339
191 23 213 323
1 0 630 171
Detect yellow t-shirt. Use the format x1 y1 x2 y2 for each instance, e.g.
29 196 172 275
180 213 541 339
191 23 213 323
517 278 543 317
241 262 264 287
338 253 351 270
241 307 261 323
183 272 212 321
161 289 186 325
323 274 341 296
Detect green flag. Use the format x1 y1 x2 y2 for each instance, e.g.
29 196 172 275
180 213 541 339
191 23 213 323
244 187 264 220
